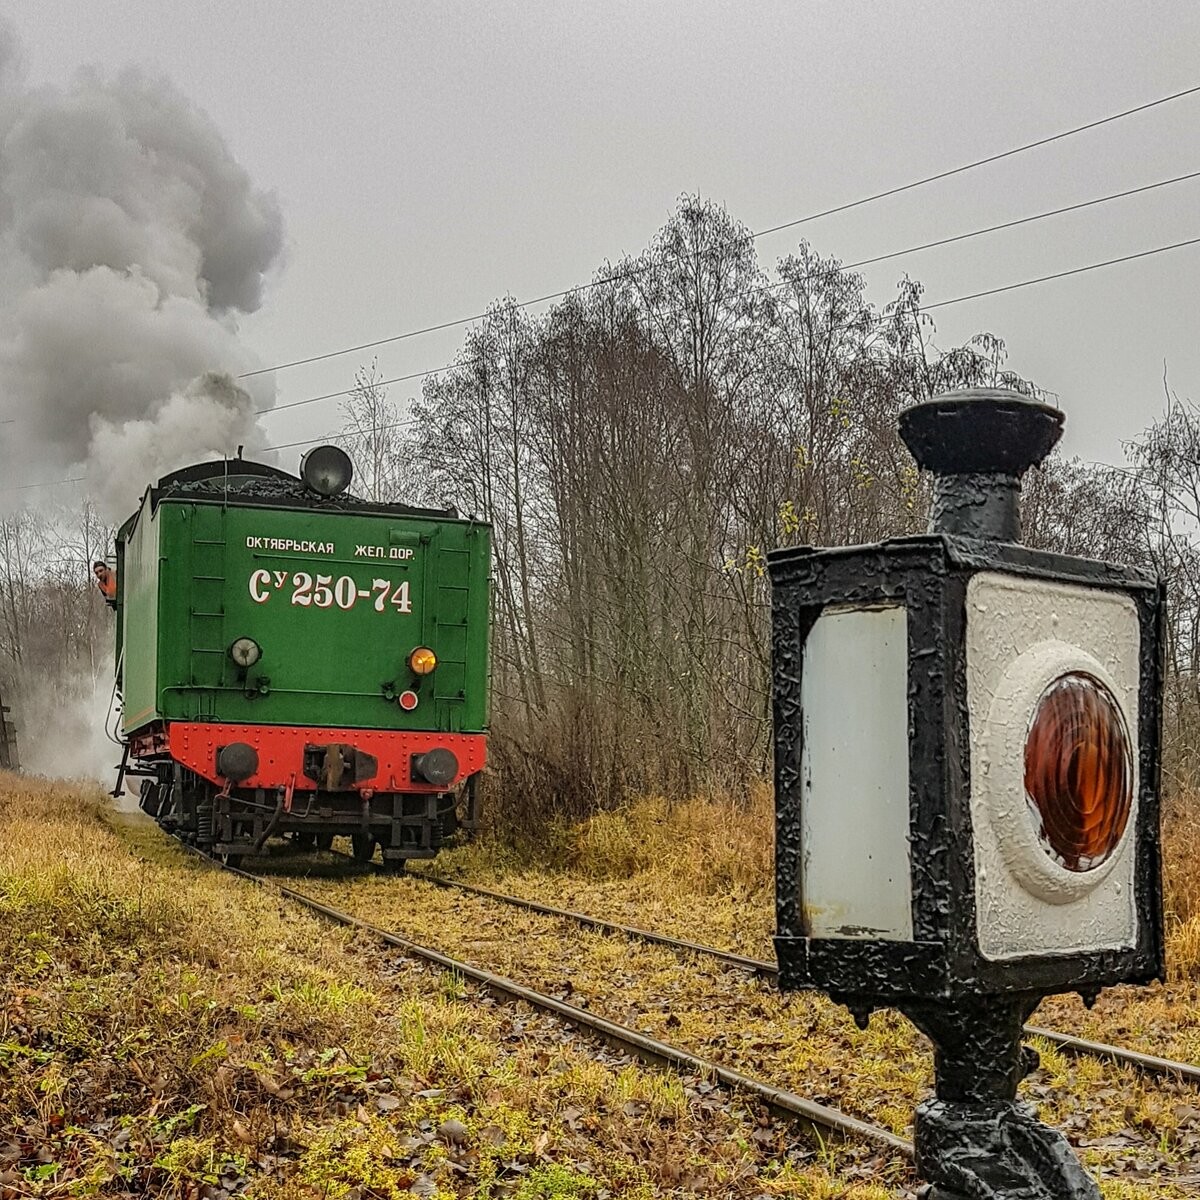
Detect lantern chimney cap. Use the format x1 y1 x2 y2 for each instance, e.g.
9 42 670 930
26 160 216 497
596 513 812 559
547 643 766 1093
899 387 1063 479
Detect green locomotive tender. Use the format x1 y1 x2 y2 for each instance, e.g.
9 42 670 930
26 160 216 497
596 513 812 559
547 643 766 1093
116 447 491 868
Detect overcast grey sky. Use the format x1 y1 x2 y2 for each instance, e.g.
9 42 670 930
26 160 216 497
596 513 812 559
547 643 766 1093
9 0 1200 469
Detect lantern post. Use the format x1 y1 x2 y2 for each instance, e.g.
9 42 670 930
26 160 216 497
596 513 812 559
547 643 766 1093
768 388 1166 1198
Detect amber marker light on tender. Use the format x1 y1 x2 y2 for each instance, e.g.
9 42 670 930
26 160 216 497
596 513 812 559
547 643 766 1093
1023 671 1133 872
408 646 437 675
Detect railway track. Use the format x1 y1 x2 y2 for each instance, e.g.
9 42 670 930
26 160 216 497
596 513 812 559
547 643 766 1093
168 838 1200 1187
399 868 1200 1088
185 843 913 1162
313 845 1200 1088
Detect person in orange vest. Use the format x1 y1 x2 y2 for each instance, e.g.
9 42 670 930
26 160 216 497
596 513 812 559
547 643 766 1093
93 561 117 608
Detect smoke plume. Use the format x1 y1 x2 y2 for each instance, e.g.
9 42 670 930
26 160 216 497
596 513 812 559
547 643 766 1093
0 19 284 517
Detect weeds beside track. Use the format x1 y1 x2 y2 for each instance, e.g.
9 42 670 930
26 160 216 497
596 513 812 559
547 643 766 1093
403 868 1200 1087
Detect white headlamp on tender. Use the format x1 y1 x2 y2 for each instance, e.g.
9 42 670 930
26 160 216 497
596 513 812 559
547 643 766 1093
229 636 262 668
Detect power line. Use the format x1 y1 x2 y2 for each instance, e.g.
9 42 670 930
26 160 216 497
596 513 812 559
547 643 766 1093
751 82 1200 239
7 169 1190 436
263 421 418 454
238 272 632 381
9 230 1200 496
259 363 458 416
918 234 1200 314
237 81 1200 382
840 168 1200 275
7 475 86 491
254 167 1200 418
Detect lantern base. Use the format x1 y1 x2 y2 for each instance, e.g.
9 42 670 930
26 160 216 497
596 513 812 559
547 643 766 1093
915 1099 1100 1199
902 997 1099 1199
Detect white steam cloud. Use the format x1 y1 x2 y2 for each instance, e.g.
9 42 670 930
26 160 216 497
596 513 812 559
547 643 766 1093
16 665 120 785
88 371 270 518
0 19 284 517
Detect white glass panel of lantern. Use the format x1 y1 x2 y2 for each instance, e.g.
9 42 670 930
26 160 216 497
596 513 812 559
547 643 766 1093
800 605 913 941
966 573 1140 960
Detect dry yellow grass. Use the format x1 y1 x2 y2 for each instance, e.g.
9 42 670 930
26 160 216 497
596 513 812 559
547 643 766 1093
0 774 906 1198
567 787 776 898
1162 802 1200 978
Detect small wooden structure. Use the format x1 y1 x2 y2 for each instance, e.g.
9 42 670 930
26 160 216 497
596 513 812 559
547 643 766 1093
0 691 18 770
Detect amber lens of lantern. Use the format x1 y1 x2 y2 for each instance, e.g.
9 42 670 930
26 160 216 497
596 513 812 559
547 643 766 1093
1024 672 1132 872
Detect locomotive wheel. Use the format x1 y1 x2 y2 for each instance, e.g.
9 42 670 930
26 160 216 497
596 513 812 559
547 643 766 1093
293 831 317 851
315 833 334 851
351 833 375 864
381 857 406 875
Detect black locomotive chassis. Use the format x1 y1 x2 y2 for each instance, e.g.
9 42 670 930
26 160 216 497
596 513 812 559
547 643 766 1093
137 765 468 863
768 533 1167 1008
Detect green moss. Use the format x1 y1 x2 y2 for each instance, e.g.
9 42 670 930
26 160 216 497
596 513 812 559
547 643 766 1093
512 1164 602 1199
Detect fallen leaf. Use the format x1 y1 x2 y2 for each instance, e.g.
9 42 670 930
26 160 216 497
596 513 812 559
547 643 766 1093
475 1118 504 1147
438 1118 468 1145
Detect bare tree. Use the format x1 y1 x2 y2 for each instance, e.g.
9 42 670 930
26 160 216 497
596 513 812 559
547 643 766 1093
338 360 405 502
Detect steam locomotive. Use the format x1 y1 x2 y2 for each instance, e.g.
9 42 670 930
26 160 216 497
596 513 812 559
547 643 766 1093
112 446 491 869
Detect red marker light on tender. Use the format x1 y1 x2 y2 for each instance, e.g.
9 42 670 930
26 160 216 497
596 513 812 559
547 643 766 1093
1024 672 1132 872
397 689 419 711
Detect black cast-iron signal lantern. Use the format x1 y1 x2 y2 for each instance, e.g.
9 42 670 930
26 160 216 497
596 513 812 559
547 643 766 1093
768 388 1166 1198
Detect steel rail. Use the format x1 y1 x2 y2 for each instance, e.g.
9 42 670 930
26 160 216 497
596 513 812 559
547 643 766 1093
1021 1026 1200 1084
187 846 912 1158
410 870 1200 1087
415 871 774 974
